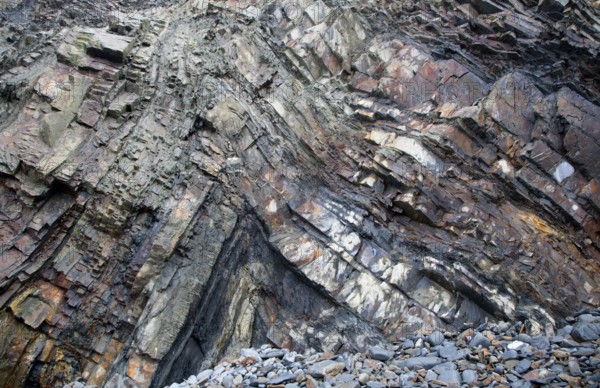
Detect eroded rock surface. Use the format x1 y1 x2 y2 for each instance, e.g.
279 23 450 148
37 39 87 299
0 0 599 386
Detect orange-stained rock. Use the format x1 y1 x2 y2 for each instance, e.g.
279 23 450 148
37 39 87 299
126 352 158 387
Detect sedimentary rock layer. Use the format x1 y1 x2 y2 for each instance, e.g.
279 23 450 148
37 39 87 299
0 0 599 386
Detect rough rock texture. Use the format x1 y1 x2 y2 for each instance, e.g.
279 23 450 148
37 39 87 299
0 0 599 386
164 310 600 388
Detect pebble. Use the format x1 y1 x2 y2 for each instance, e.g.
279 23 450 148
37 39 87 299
232 375 242 385
221 374 233 388
514 359 532 374
572 322 600 342
196 369 212 383
393 356 441 370
568 358 582 376
427 331 445 346
338 382 360 388
523 368 557 384
508 340 526 350
573 348 595 356
367 346 394 361
261 348 286 358
160 310 600 388
432 361 456 375
439 345 468 361
462 369 477 384
561 338 580 347
502 349 518 360
358 372 370 384
504 359 518 370
506 373 519 382
266 372 295 384
558 325 573 336
425 370 438 381
438 369 461 386
522 334 550 349
308 360 346 377
470 333 491 348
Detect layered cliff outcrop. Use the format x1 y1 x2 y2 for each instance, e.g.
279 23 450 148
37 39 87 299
0 0 599 386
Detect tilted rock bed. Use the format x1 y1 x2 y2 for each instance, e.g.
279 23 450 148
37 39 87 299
3 0 600 386
152 310 600 388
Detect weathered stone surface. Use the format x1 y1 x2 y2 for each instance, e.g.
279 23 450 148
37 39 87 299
176 332 600 388
0 0 599 387
308 360 346 377
438 369 462 387
393 356 442 370
367 346 394 361
427 331 445 346
483 72 543 141
523 368 557 384
571 321 600 342
556 88 600 181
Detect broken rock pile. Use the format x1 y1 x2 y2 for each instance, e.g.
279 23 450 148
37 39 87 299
160 309 600 388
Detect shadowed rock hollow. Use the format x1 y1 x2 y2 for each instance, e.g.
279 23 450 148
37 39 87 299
0 0 599 386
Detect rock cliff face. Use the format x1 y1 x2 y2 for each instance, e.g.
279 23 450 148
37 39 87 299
0 0 599 386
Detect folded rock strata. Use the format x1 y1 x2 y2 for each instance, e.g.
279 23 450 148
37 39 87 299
0 0 599 386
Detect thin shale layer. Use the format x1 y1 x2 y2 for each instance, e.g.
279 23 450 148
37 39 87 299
0 0 599 386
